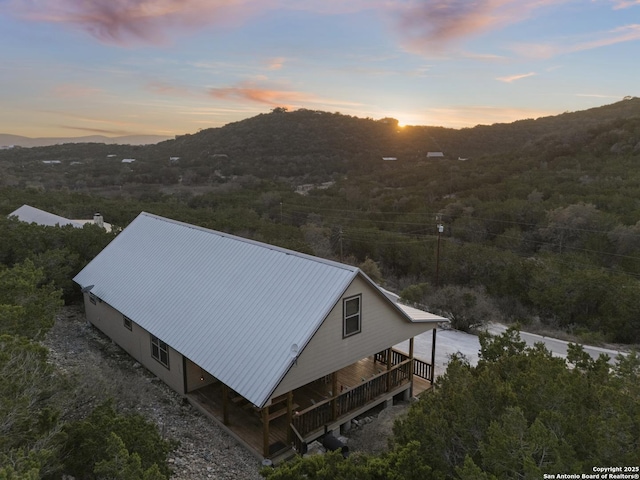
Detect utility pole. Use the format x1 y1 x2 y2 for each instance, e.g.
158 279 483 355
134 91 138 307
339 227 343 262
435 215 443 287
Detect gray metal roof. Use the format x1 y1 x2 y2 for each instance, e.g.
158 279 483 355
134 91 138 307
74 212 368 407
9 204 83 228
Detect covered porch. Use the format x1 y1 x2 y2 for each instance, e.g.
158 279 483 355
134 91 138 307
186 334 436 460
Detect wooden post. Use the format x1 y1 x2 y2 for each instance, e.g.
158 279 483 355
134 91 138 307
222 384 229 425
409 337 415 396
386 347 392 392
287 391 293 444
331 372 338 420
262 406 270 458
431 328 437 383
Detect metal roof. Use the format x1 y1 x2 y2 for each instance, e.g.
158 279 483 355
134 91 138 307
74 212 369 408
8 204 83 228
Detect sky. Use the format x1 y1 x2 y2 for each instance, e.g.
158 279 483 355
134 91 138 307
0 0 639 138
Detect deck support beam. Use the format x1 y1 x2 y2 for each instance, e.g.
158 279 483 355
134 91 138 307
262 406 270 458
431 328 437 383
331 372 338 420
287 391 293 444
409 337 415 397
386 347 392 392
222 384 229 425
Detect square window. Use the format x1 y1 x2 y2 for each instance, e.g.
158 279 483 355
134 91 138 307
343 295 362 337
123 316 132 331
150 335 169 369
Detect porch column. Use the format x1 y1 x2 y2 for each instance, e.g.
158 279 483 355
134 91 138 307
409 337 415 397
222 384 229 425
386 347 392 392
431 327 437 383
331 372 338 420
286 391 294 444
262 406 270 458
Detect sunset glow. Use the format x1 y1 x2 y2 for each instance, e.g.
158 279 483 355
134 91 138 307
0 1 638 138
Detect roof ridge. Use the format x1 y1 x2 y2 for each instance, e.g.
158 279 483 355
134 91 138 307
138 211 359 273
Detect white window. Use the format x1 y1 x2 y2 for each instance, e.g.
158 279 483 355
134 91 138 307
343 295 362 337
151 335 169 368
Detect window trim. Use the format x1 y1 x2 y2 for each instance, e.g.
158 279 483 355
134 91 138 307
123 315 132 331
150 335 170 369
343 294 362 338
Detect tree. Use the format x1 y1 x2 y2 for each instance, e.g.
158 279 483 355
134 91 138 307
0 260 63 340
422 285 501 332
390 328 640 478
61 401 176 479
0 335 63 478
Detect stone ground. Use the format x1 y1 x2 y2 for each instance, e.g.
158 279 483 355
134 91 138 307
44 306 408 478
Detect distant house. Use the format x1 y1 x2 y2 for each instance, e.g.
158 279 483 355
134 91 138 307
121 158 136 163
169 156 180 164
8 205 112 231
42 160 62 165
8 205 83 228
74 212 446 460
107 154 117 158
382 157 397 161
426 152 444 158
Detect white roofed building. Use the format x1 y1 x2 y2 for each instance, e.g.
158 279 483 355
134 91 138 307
73 212 446 460
9 205 83 228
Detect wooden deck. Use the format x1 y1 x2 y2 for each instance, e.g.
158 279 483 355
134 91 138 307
187 353 433 459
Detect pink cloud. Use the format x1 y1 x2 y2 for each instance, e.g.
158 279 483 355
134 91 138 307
388 0 567 52
6 0 260 46
496 72 536 82
611 0 640 8
511 24 640 59
208 82 315 107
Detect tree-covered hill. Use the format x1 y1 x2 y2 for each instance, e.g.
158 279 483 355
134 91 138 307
2 97 640 343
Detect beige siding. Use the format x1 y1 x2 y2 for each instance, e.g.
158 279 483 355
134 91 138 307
82 293 185 394
271 275 435 398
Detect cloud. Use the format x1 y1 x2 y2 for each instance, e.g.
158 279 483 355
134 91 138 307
510 24 640 59
610 0 640 8
6 0 261 46
267 57 286 70
57 124 131 135
146 80 195 97
496 72 536 82
52 84 104 98
208 81 364 110
208 82 317 107
387 0 564 52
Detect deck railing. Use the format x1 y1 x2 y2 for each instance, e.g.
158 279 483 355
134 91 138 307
374 349 409 366
292 358 412 438
290 423 307 455
376 348 434 383
413 357 433 382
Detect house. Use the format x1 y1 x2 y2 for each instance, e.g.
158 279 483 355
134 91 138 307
122 158 136 163
9 204 83 228
73 212 446 460
426 152 444 158
8 205 112 231
382 157 397 161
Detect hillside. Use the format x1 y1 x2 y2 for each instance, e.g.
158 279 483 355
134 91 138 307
2 97 640 343
0 133 171 148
